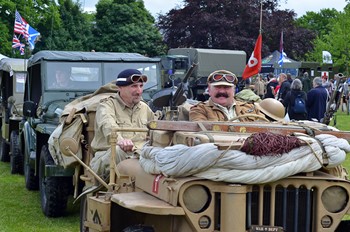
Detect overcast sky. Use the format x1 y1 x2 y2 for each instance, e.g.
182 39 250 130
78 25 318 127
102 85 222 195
82 0 348 17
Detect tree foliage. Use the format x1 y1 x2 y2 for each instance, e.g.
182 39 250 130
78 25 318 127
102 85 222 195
296 9 340 37
157 0 316 61
306 5 350 74
37 0 94 51
92 0 166 56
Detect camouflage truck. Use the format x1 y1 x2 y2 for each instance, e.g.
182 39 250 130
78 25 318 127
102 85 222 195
55 86 350 232
19 50 161 217
0 58 27 175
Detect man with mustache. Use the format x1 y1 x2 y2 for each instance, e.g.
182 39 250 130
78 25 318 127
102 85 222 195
189 70 264 122
90 69 157 177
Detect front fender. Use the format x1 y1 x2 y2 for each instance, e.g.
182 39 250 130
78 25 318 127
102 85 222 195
22 121 36 165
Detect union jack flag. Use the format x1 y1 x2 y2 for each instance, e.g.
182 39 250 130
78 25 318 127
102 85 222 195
14 10 29 39
12 34 25 55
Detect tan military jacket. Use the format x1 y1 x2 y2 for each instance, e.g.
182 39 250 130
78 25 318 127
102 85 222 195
189 98 263 122
91 93 155 153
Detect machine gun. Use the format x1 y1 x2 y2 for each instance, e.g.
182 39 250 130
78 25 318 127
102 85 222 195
170 62 198 108
322 73 344 125
150 63 198 114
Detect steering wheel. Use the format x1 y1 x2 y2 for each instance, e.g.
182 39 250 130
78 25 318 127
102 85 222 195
229 113 270 122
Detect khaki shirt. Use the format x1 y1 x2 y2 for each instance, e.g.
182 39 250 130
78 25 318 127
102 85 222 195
189 98 263 122
91 93 155 153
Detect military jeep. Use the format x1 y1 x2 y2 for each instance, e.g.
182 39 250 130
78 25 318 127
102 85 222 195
0 58 27 175
19 50 161 217
55 92 350 232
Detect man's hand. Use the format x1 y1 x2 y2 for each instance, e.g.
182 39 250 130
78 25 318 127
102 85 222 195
117 139 134 152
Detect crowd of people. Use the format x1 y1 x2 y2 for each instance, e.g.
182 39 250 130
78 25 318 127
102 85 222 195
254 72 350 122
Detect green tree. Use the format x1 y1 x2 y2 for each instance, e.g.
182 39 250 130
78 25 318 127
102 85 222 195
296 9 340 37
36 0 93 51
92 0 166 56
156 0 315 61
307 5 350 74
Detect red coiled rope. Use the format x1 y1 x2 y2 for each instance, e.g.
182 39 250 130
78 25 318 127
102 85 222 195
240 132 302 156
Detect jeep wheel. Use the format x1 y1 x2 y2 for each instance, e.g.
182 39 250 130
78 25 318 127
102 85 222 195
24 143 38 190
10 131 23 174
80 194 89 232
0 136 10 162
39 145 70 217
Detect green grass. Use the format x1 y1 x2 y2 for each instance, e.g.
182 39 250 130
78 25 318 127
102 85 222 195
331 111 350 170
0 163 79 232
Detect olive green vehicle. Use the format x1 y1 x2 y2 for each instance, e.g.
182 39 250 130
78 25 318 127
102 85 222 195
0 58 27 174
56 97 350 232
19 50 161 217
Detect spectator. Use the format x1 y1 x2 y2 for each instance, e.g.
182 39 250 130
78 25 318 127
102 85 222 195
306 77 328 122
264 74 278 99
277 73 291 104
254 74 265 99
283 79 307 120
301 72 312 93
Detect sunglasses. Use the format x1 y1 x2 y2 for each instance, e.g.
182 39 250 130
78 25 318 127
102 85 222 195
128 74 148 83
208 73 237 84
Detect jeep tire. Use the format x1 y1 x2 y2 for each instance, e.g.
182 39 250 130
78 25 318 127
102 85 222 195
10 131 23 174
39 145 70 217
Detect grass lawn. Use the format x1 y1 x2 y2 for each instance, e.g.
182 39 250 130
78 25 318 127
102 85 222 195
0 162 79 232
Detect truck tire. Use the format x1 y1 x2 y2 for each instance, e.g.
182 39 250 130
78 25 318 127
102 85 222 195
10 131 23 174
39 145 70 217
80 194 89 232
24 140 39 190
0 136 10 162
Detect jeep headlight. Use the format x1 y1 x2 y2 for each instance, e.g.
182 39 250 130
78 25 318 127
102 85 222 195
183 185 210 213
322 186 348 213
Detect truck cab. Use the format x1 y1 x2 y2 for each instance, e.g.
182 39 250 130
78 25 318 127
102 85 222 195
0 58 27 175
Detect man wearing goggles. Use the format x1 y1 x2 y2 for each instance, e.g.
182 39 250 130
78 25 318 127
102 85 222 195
90 69 157 177
189 69 264 122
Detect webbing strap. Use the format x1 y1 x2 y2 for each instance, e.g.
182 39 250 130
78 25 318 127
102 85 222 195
197 122 214 143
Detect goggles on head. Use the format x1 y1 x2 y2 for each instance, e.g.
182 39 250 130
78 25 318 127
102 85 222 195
124 74 148 83
208 72 237 84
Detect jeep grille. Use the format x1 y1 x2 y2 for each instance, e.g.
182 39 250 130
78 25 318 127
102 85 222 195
247 184 314 232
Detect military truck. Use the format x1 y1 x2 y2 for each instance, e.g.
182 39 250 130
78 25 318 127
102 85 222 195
54 82 350 232
19 50 161 217
0 58 27 174
160 48 246 100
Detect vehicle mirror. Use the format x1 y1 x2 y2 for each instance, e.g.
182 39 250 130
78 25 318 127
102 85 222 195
23 101 36 117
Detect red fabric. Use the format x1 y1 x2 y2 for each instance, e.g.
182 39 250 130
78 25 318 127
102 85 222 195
242 34 262 79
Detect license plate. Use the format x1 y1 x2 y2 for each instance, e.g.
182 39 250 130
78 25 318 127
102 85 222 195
250 225 284 232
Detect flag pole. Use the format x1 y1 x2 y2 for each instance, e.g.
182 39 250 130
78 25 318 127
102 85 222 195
259 1 263 34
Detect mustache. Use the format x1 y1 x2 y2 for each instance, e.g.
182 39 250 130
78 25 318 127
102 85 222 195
215 93 229 98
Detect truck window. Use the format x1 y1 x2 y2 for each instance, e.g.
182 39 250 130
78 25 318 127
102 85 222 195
15 72 26 93
46 62 102 91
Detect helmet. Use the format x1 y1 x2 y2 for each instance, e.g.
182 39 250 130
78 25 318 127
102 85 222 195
256 98 285 121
